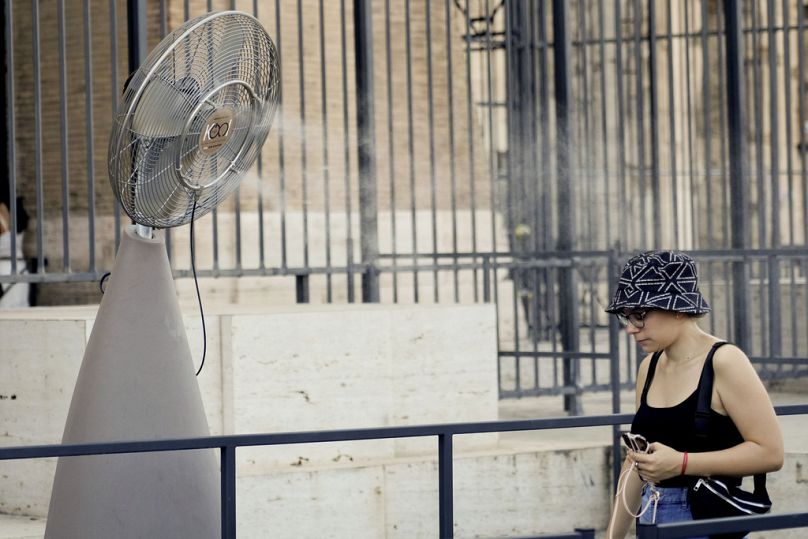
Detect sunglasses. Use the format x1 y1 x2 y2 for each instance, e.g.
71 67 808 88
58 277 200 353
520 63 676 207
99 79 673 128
616 309 650 329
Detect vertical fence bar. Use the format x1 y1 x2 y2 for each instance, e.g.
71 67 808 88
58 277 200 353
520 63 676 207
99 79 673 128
799 0 808 247
614 0 627 248
58 0 70 270
767 0 780 252
553 0 580 415
538 0 551 255
786 2 799 367
485 0 497 257
649 0 661 248
3 0 17 275
159 0 167 36
464 0 478 302
321 0 333 301
483 255 491 303
598 0 610 245
717 4 729 248
504 0 517 393
276 0 288 270
425 0 439 302
445 0 459 303
724 0 750 352
634 0 647 248
221 445 236 539
254 0 262 270
668 0 679 247
32 0 44 275
768 254 782 360
298 0 309 271
84 0 96 271
354 0 379 303
110 0 122 253
701 0 713 250
384 0 397 303
608 250 622 487
578 1 593 251
512 262 521 394
405 0 418 303
341 0 355 301
751 0 766 249
255 0 264 269
684 0 698 248
438 433 454 539
782 0 794 248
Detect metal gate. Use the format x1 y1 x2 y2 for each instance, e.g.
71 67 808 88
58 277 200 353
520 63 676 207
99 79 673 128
2 1 807 410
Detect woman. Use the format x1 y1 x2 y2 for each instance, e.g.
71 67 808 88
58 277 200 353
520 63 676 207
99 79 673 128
604 251 783 539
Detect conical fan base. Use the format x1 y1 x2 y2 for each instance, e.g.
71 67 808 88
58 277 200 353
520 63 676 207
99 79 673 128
45 226 219 538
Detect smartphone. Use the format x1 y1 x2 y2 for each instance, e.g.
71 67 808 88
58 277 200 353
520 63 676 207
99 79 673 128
621 431 649 453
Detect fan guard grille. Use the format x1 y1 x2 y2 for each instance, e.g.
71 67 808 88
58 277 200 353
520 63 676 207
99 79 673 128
109 11 279 229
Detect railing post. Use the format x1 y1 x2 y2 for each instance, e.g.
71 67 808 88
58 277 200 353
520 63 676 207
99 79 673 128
353 0 379 303
636 523 657 539
296 274 310 304
552 0 581 416
483 255 491 303
438 433 454 539
221 445 237 539
724 0 751 352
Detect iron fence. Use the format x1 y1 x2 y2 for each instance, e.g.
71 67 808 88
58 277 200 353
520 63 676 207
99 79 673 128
1 1 808 404
1 403 805 538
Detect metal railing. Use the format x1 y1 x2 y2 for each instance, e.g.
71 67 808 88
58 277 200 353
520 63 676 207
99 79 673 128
637 512 808 539
2 404 806 539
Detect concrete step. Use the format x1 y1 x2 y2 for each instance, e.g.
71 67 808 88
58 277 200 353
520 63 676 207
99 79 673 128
0 514 44 539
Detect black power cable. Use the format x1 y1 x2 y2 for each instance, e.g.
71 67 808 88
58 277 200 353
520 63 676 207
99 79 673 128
190 199 207 377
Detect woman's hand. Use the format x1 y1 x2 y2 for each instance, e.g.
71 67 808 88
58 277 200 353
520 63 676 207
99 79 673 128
629 442 683 483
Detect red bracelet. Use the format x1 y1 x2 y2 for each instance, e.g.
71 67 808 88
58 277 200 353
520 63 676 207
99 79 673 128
681 452 689 475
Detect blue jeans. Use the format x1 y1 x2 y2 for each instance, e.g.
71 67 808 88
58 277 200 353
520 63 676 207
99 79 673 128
636 485 748 539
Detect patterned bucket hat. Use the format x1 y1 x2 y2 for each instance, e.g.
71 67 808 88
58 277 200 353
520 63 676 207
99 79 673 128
605 251 711 314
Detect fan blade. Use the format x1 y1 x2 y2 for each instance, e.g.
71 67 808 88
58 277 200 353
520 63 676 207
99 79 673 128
130 76 199 137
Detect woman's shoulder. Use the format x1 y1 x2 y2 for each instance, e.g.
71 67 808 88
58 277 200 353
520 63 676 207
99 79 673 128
711 342 755 379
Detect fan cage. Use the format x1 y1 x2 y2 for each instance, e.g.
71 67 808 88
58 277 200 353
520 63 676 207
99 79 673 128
108 11 280 229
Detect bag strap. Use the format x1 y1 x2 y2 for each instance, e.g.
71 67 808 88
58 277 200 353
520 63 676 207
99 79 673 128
694 341 768 494
694 342 729 438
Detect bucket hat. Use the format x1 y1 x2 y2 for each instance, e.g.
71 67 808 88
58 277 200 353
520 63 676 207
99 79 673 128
605 250 711 314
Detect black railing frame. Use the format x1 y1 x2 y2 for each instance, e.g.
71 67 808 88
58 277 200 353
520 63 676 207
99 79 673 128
2 405 807 539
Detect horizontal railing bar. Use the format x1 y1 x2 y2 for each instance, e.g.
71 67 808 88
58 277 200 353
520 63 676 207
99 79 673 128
469 24 806 50
1 406 805 462
498 351 612 359
637 511 808 538
499 382 635 398
4 248 808 284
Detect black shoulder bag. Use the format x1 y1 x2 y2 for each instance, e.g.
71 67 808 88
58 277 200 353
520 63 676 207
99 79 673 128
687 342 772 539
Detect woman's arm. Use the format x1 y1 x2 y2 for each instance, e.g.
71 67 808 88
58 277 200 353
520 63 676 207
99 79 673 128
631 345 784 482
605 456 644 539
605 354 652 538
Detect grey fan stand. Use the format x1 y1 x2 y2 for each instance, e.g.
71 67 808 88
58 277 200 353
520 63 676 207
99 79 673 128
44 11 279 538
45 223 220 538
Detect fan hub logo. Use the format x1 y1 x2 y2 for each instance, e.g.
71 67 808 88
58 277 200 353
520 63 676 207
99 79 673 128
200 108 235 155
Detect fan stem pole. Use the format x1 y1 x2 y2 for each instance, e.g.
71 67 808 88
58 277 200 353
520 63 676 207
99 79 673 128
135 224 153 239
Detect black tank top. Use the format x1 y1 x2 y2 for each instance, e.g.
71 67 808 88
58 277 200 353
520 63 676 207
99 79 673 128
631 342 744 487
